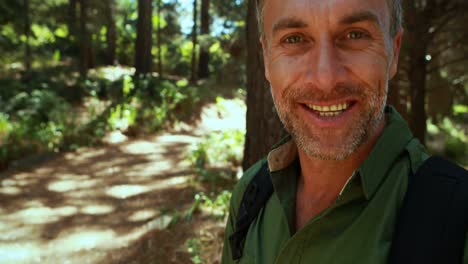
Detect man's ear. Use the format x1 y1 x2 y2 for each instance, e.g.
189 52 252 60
389 29 404 80
260 37 271 81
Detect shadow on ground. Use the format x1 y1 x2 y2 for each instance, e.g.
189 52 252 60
0 133 202 264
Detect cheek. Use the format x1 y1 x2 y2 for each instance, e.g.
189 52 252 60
267 53 305 96
340 49 389 92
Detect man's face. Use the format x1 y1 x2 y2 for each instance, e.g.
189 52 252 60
261 0 402 160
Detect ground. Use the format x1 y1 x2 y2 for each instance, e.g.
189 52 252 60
0 100 245 264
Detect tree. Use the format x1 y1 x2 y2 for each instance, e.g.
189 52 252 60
156 0 163 75
391 0 468 144
23 0 31 74
190 0 198 82
135 0 153 75
198 0 210 79
78 0 90 78
242 0 286 170
68 0 77 40
104 0 117 65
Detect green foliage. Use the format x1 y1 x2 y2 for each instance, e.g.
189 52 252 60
196 191 231 219
185 190 231 225
453 104 468 116
138 78 196 131
186 238 202 264
0 89 76 167
427 117 467 165
107 102 138 131
189 130 245 169
188 128 245 184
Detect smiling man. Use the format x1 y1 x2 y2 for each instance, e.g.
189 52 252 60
222 0 468 263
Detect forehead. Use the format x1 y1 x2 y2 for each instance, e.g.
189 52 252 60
263 0 390 33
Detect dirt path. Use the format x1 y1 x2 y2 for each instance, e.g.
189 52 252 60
0 100 245 264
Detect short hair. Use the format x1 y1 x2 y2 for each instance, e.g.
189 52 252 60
256 0 403 38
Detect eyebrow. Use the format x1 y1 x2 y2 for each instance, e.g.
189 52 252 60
272 17 308 34
271 11 381 35
339 11 381 26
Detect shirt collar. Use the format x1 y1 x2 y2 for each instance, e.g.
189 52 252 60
266 106 414 200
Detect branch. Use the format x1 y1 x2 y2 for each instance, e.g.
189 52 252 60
430 34 468 60
428 55 468 73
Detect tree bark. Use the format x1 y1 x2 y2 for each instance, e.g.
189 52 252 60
68 0 77 40
243 0 287 170
79 0 89 78
135 0 153 76
157 0 163 76
404 2 430 145
198 0 210 79
24 0 31 73
105 0 117 65
190 0 198 82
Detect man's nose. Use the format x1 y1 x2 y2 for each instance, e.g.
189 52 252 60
303 39 344 91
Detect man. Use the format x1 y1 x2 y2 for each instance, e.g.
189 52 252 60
222 0 468 263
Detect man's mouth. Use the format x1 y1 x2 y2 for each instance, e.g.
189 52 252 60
304 102 353 117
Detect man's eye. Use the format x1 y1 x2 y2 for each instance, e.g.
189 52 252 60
284 35 303 44
347 31 368 40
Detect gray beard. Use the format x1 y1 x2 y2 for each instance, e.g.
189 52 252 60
271 83 387 161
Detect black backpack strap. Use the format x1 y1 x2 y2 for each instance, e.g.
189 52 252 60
229 161 273 261
389 156 468 264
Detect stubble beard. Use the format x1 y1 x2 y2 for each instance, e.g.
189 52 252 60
272 82 387 161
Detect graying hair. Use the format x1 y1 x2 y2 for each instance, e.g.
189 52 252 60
256 0 403 38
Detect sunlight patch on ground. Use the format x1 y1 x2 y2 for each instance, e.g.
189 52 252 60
146 215 173 231
121 140 158 155
31 167 54 176
0 242 41 263
11 206 78 225
154 134 200 145
0 186 21 195
0 224 38 242
93 165 124 178
69 148 107 161
103 130 128 145
197 98 246 134
122 160 183 178
81 204 114 215
1 179 16 186
106 185 150 199
149 176 189 190
13 173 34 181
48 179 99 192
51 229 117 252
128 209 159 222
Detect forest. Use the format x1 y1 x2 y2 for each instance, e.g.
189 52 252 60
0 0 466 263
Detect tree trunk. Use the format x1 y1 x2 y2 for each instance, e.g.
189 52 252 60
24 0 31 74
404 2 429 145
105 0 117 65
242 0 287 170
388 71 410 122
190 0 198 82
157 0 163 76
198 0 210 79
79 0 89 78
68 0 77 40
135 0 153 76
408 46 428 144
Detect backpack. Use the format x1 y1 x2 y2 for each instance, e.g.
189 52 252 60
229 156 468 263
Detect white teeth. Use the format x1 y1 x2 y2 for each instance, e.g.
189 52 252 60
307 103 349 112
319 111 341 117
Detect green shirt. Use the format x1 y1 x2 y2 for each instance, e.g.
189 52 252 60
222 107 468 264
